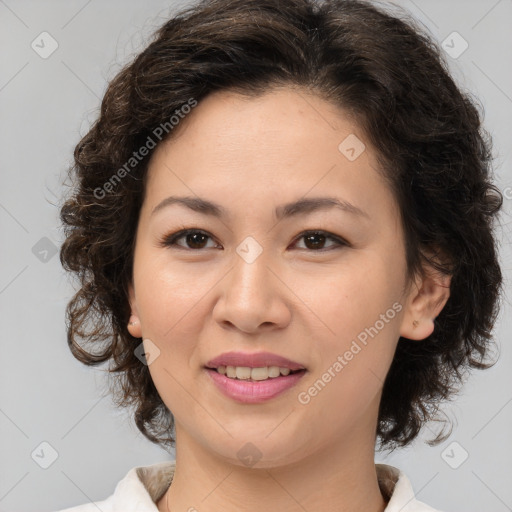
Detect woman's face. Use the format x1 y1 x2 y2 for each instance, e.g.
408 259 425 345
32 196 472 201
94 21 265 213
128 86 424 467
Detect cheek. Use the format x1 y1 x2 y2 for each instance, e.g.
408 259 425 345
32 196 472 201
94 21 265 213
297 307 399 438
135 254 210 339
137 268 205 412
296 255 400 342
296 255 402 406
133 264 211 407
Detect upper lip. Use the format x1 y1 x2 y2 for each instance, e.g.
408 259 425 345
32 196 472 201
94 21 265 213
205 351 305 371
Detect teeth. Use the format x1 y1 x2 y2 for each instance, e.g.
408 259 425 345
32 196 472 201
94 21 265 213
215 365 297 380
236 366 251 380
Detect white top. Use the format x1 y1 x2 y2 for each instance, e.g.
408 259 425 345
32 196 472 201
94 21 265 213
54 461 442 512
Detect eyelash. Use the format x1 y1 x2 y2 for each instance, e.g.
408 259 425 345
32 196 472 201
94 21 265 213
159 228 349 252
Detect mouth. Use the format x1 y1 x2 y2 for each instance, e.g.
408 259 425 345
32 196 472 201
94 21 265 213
204 351 307 403
205 365 306 381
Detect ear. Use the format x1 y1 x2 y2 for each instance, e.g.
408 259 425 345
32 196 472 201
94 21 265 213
127 280 142 339
399 260 452 341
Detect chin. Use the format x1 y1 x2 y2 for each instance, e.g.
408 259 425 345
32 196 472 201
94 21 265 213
202 431 311 469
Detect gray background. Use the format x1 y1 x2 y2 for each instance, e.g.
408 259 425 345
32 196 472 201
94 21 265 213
0 1 511 511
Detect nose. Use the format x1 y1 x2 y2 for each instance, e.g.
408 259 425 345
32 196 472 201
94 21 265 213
212 249 292 334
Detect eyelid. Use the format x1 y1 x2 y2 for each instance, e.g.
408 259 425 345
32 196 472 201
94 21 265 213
159 227 350 251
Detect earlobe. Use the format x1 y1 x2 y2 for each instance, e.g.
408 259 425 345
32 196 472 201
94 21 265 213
127 315 142 338
399 268 451 341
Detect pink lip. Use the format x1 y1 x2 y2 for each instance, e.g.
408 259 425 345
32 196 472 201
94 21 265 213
205 368 306 404
205 351 305 371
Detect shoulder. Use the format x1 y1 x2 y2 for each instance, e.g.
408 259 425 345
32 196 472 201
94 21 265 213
377 463 444 512
52 461 176 512
53 497 113 512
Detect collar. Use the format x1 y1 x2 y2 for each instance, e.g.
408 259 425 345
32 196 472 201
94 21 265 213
103 460 440 511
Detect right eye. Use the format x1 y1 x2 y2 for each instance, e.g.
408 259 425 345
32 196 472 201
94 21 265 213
159 228 220 250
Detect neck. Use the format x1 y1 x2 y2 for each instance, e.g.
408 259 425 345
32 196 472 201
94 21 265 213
158 426 387 512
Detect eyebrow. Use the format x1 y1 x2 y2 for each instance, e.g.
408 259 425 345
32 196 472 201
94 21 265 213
150 195 370 221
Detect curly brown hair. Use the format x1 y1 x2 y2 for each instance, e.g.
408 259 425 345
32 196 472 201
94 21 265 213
59 0 504 454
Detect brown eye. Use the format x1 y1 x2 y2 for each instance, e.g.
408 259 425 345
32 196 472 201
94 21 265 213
182 231 210 249
161 229 218 250
303 232 328 250
292 230 348 251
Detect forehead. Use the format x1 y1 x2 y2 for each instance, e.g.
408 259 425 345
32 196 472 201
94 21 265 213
143 86 395 222
160 86 362 155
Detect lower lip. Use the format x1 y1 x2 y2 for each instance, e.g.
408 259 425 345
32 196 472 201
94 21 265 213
205 368 306 404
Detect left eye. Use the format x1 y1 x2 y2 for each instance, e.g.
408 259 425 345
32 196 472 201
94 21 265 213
293 230 348 251
160 229 348 251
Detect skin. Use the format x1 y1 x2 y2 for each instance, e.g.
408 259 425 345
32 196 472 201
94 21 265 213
127 86 451 512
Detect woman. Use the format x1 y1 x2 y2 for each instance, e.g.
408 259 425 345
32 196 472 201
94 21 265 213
56 0 503 510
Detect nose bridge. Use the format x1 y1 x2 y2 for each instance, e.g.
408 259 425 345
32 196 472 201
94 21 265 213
213 237 290 331
229 238 272 302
